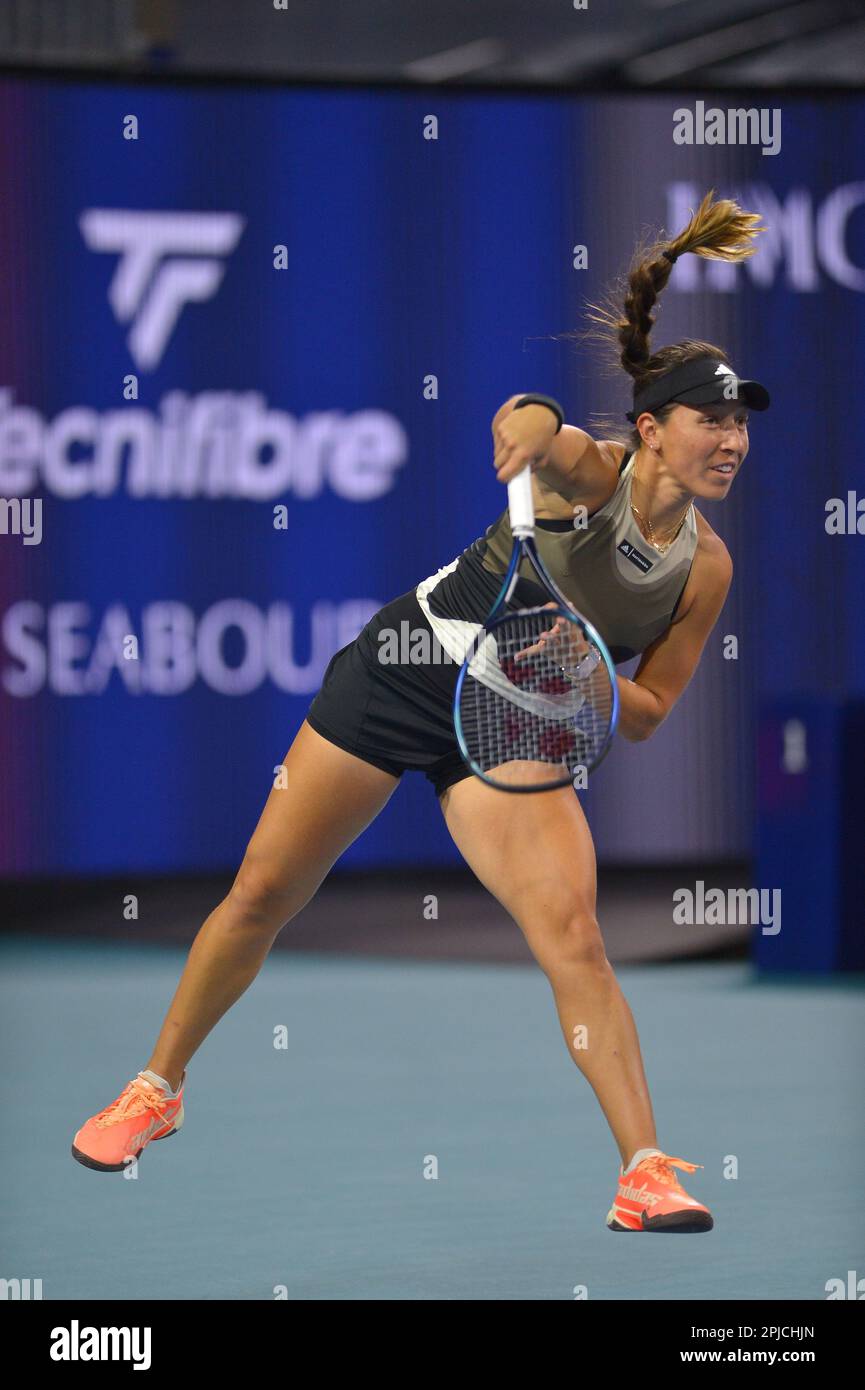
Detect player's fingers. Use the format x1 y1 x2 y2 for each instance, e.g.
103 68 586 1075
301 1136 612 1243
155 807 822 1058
493 439 516 473
495 447 537 484
514 624 559 661
514 637 546 661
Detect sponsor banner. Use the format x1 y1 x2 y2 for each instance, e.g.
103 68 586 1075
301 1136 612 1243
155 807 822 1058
0 76 862 871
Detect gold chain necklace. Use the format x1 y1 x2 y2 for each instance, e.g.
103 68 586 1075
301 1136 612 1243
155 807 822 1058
629 463 692 555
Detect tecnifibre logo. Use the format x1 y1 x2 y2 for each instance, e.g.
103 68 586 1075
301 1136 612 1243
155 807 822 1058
79 209 245 369
50 1320 151 1370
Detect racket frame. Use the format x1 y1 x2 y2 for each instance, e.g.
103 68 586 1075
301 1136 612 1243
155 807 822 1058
453 467 620 791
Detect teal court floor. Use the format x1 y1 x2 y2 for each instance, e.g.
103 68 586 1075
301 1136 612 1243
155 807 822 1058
1 936 862 1301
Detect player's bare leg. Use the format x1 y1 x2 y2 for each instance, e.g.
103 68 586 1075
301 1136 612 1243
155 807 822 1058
144 722 399 1089
441 775 657 1169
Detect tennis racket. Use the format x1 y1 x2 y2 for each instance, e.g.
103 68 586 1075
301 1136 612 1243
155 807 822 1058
453 465 619 791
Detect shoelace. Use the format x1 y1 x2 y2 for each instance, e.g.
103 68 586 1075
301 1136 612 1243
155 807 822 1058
94 1077 172 1129
630 1152 703 1192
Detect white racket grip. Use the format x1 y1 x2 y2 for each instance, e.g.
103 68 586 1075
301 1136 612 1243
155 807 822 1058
507 465 535 538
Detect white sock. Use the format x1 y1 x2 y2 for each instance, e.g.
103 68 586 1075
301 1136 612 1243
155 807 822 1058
139 1068 181 1098
624 1146 664 1174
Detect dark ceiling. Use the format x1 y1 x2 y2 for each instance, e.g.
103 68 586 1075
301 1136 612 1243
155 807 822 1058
1 0 863 86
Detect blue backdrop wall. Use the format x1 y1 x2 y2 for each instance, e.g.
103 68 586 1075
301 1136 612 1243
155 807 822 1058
0 75 862 873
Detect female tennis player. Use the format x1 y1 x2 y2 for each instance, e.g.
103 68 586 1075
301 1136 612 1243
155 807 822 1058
72 191 769 1234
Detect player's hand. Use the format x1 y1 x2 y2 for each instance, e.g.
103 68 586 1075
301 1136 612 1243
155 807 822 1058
493 404 558 484
514 604 592 667
514 603 568 662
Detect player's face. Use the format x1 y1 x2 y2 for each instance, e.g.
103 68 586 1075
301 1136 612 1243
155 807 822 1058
657 401 750 496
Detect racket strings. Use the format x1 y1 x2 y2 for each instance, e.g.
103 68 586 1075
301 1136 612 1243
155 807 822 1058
459 611 614 787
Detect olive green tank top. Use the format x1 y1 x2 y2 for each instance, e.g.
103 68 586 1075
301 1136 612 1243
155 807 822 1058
477 449 698 662
415 449 698 666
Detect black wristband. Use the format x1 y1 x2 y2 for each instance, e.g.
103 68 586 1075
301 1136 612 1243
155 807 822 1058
512 394 564 434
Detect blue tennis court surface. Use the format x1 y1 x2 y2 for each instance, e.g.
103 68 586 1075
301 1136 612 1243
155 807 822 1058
2 937 862 1301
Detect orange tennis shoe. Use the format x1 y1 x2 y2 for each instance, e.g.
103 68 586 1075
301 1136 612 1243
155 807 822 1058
606 1149 713 1233
71 1069 186 1172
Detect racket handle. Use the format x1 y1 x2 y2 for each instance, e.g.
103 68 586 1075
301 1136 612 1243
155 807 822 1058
507 465 535 538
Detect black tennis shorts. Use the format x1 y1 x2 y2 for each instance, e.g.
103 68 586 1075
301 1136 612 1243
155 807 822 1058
305 587 474 799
